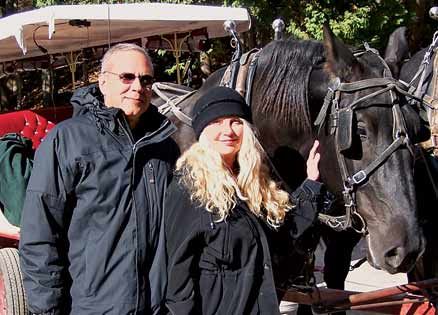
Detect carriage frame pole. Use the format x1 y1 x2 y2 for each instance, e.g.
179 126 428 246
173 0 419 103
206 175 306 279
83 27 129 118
161 32 191 85
280 278 438 314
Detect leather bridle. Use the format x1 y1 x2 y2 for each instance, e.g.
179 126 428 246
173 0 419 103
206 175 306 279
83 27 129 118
314 48 416 234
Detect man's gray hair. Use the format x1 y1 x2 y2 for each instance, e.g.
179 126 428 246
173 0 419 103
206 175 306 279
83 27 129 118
100 43 152 73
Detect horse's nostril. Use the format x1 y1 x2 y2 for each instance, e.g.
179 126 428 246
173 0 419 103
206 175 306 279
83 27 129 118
385 247 399 259
384 245 422 273
384 246 404 272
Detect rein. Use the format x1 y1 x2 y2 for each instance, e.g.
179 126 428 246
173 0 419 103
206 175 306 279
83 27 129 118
405 31 438 158
152 82 195 126
315 48 415 234
406 30 438 101
399 31 438 198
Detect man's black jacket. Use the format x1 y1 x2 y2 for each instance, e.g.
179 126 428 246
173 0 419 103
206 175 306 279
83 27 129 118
19 85 179 315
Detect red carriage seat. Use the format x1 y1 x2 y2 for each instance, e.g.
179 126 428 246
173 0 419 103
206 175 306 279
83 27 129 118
0 108 71 243
0 110 56 150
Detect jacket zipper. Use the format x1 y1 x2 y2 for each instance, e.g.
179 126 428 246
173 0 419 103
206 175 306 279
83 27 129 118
118 115 135 146
119 115 163 312
118 115 143 311
132 119 171 152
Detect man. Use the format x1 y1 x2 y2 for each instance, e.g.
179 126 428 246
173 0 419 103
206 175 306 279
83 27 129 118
19 43 179 315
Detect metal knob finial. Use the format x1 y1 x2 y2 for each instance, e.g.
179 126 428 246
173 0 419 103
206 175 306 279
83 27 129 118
224 20 237 33
272 19 285 32
430 7 438 21
272 18 285 40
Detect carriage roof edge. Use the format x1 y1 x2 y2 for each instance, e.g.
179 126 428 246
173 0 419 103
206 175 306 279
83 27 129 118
0 3 251 63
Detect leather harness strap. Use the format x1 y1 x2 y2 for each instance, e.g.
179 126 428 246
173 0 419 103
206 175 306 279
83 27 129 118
153 82 195 126
421 52 438 155
220 49 260 105
235 48 260 97
219 66 232 87
405 31 438 156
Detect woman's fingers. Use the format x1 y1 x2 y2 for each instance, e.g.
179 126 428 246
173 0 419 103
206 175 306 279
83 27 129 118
307 140 320 181
313 152 321 164
309 140 319 157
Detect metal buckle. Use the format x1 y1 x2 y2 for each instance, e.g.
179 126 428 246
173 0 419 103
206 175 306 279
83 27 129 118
395 130 406 139
351 170 367 185
342 184 355 207
328 77 341 92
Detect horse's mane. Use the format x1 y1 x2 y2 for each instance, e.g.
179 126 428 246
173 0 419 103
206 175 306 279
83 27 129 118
252 38 325 134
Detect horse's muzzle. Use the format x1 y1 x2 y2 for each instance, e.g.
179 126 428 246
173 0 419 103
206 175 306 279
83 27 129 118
366 233 425 274
382 234 425 274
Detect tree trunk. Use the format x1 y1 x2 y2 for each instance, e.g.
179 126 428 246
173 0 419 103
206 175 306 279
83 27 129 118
406 0 430 52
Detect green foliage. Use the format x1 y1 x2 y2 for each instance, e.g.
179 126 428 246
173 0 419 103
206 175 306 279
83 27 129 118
286 1 410 50
287 21 309 40
329 6 371 43
164 62 185 75
157 49 167 57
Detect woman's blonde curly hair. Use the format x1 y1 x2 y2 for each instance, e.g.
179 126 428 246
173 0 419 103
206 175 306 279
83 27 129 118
176 119 293 227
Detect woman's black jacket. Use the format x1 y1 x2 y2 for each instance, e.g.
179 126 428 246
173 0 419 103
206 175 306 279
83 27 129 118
164 177 327 315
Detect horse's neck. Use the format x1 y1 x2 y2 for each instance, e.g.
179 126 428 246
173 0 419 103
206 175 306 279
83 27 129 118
308 67 330 123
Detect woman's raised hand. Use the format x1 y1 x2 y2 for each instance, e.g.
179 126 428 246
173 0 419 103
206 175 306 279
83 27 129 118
306 140 321 181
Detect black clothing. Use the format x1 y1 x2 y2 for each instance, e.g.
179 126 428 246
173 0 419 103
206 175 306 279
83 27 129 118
164 177 325 315
19 85 179 315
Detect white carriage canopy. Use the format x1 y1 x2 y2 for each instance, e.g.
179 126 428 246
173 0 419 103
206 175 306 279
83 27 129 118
0 3 251 63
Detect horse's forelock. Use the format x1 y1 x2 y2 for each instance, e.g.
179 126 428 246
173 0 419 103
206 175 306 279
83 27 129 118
252 39 325 134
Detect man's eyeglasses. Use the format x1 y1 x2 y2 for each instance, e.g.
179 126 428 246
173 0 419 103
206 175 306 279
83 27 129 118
104 71 155 88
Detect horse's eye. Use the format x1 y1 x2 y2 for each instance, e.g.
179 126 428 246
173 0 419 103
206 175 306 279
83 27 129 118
357 127 368 140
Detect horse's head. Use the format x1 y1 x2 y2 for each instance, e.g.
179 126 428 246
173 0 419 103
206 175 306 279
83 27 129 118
249 32 425 273
318 25 425 273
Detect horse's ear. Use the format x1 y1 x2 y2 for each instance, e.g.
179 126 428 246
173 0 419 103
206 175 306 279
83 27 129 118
323 23 361 80
384 26 409 78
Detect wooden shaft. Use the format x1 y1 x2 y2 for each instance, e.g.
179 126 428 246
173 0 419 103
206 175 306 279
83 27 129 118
326 278 438 307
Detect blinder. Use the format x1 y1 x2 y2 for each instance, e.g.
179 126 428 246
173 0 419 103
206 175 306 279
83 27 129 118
337 108 354 152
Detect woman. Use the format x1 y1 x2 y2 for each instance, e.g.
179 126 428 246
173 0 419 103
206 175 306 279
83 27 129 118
164 87 327 315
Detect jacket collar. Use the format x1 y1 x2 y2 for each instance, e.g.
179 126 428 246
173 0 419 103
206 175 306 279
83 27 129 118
70 84 176 141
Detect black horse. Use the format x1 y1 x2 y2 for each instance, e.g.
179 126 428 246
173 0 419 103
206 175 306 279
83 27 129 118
156 25 427 308
385 27 438 289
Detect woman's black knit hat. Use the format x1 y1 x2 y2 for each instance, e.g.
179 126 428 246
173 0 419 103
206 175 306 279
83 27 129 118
191 86 251 139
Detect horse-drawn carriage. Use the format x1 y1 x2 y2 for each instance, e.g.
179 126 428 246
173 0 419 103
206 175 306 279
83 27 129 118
0 2 438 315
